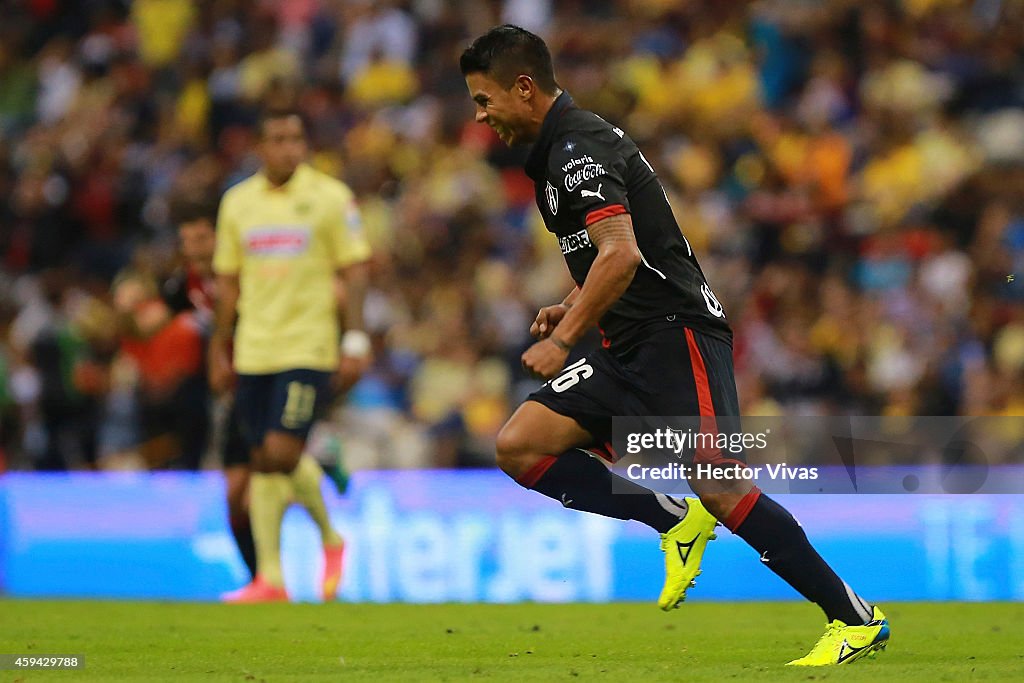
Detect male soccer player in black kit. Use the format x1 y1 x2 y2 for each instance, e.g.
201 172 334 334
461 25 889 666
163 196 257 579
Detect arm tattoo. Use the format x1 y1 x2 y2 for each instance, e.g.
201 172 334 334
586 213 637 250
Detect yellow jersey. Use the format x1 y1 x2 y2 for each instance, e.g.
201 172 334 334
213 163 371 374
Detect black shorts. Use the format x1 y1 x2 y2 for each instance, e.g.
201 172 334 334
221 400 249 467
528 324 743 466
138 374 210 470
234 369 332 450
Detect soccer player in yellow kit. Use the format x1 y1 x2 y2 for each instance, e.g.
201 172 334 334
211 108 372 603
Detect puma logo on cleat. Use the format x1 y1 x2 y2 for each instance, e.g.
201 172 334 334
675 536 699 564
580 184 604 200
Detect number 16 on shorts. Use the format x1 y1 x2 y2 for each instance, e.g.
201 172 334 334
548 358 594 393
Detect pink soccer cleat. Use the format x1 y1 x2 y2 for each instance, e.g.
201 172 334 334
221 576 290 603
322 541 345 601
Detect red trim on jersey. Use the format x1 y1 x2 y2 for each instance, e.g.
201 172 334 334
589 441 620 464
185 266 216 314
602 440 618 462
724 486 762 531
516 455 558 488
584 204 627 226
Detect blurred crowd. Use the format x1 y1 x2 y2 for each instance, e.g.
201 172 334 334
1 0 1023 473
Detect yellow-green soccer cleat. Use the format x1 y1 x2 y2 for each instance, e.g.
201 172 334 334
786 606 890 666
657 497 718 610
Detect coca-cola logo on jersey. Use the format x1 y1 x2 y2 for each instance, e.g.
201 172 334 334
564 163 605 192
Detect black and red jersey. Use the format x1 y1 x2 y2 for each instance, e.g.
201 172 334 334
524 92 732 354
162 266 215 332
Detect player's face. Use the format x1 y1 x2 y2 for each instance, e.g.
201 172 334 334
259 115 307 181
466 72 533 147
178 218 216 270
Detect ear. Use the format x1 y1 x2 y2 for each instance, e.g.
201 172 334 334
513 74 535 101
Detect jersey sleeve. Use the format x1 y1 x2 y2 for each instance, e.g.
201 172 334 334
212 192 241 276
160 271 191 313
548 130 630 229
330 186 372 268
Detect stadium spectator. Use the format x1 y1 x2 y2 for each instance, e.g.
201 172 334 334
113 270 207 469
26 278 118 471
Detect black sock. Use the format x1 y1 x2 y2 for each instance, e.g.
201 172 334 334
230 514 258 579
731 491 872 625
519 449 686 533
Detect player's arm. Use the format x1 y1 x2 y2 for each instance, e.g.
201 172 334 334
531 286 580 339
336 259 371 360
522 214 640 378
211 274 239 344
334 260 371 393
209 194 240 394
208 273 238 393
331 185 373 391
338 261 369 336
551 214 639 346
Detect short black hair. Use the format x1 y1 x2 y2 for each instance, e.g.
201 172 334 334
171 194 219 226
460 24 559 94
256 106 307 139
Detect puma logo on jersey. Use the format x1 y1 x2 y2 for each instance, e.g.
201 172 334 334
581 184 605 200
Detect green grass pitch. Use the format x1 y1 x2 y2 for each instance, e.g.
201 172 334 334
2 601 1021 681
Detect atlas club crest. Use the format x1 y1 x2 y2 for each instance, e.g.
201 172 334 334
545 180 558 215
